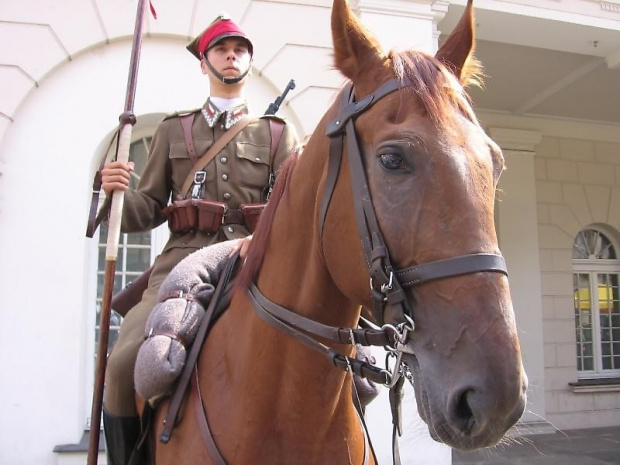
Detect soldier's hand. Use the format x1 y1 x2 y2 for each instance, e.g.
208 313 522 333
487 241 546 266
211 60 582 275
102 161 134 196
230 235 253 260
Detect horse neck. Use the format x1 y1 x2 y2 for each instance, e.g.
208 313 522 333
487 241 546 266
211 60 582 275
220 120 364 446
192 112 370 463
256 122 360 329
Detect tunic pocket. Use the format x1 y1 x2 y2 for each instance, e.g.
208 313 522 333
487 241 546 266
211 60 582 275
235 142 270 189
168 141 193 194
169 141 191 160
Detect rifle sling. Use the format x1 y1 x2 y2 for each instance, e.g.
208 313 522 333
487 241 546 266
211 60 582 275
180 116 253 198
85 130 121 238
268 118 285 166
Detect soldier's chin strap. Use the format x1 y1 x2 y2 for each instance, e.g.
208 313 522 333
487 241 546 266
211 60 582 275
202 54 251 85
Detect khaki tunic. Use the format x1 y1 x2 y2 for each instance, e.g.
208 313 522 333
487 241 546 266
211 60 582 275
104 108 298 416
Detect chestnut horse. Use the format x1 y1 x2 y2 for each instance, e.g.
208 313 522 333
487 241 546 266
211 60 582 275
153 0 527 463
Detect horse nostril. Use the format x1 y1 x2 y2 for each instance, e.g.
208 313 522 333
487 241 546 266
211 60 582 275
449 388 477 436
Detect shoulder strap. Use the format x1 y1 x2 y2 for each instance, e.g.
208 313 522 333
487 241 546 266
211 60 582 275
180 114 198 163
179 116 254 199
263 118 286 201
267 118 286 167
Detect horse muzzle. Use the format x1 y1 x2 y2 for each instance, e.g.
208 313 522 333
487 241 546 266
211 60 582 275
403 350 528 450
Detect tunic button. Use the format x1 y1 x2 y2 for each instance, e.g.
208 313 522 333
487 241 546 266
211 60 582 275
223 192 231 200
227 226 234 233
220 157 228 164
222 174 228 181
255 157 261 161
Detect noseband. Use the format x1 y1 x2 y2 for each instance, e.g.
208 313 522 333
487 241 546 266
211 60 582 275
250 79 507 382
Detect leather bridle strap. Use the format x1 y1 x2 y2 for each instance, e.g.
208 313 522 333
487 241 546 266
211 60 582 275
396 253 507 287
248 283 391 385
340 83 412 324
248 283 391 346
194 368 227 465
325 79 401 138
318 117 347 242
319 81 400 245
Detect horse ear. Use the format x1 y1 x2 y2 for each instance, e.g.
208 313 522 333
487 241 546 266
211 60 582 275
435 0 478 85
331 0 386 83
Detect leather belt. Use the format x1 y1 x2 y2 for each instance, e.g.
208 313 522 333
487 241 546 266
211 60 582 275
223 208 244 225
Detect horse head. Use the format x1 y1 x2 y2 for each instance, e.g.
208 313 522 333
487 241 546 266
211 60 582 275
320 0 528 450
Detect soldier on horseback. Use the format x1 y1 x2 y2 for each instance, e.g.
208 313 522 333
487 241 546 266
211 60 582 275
100 14 298 465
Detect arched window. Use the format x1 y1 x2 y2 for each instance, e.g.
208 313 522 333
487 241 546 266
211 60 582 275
573 228 620 378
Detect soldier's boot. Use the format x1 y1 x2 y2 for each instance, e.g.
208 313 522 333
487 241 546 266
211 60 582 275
103 409 141 465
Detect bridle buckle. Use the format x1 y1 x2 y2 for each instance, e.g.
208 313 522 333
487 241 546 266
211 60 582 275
380 271 394 293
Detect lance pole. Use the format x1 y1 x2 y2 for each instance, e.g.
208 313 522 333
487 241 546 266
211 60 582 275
87 0 148 463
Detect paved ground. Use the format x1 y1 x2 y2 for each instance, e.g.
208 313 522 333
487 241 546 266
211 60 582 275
453 426 620 465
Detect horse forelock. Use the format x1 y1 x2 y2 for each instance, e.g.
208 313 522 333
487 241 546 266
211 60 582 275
389 50 481 133
235 150 301 291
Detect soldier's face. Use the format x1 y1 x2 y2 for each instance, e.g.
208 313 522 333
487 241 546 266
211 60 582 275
204 38 252 79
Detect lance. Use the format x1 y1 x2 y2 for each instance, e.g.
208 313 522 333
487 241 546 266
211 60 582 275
87 0 150 463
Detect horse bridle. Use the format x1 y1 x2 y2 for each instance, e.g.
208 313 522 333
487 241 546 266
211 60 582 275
249 78 508 384
245 79 508 464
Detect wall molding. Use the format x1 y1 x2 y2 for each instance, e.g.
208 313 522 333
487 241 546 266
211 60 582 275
488 127 543 152
354 0 436 20
601 0 620 14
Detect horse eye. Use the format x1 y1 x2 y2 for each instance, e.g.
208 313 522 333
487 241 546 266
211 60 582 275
379 153 406 171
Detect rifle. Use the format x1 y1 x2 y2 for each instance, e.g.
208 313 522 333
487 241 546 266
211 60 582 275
264 79 296 115
87 0 149 464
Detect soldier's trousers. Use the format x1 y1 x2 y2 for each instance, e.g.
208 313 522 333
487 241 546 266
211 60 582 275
104 246 198 417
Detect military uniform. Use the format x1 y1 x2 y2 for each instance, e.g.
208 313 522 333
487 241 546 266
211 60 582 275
104 99 298 416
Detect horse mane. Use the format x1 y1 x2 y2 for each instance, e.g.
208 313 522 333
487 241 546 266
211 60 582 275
235 150 300 290
389 49 483 130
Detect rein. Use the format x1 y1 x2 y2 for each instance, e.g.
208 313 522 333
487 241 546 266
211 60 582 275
247 79 509 463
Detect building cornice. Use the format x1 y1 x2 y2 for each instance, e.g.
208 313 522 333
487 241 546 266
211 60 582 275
600 0 620 13
488 127 543 152
353 0 444 21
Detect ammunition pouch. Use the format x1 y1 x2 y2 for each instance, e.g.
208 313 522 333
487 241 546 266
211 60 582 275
162 200 265 234
239 203 265 233
197 201 226 232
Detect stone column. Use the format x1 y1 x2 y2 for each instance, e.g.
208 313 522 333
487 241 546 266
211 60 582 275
489 127 552 432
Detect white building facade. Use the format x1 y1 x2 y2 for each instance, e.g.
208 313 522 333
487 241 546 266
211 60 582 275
0 1 619 464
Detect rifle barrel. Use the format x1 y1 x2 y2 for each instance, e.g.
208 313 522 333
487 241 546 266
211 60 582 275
265 79 296 115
